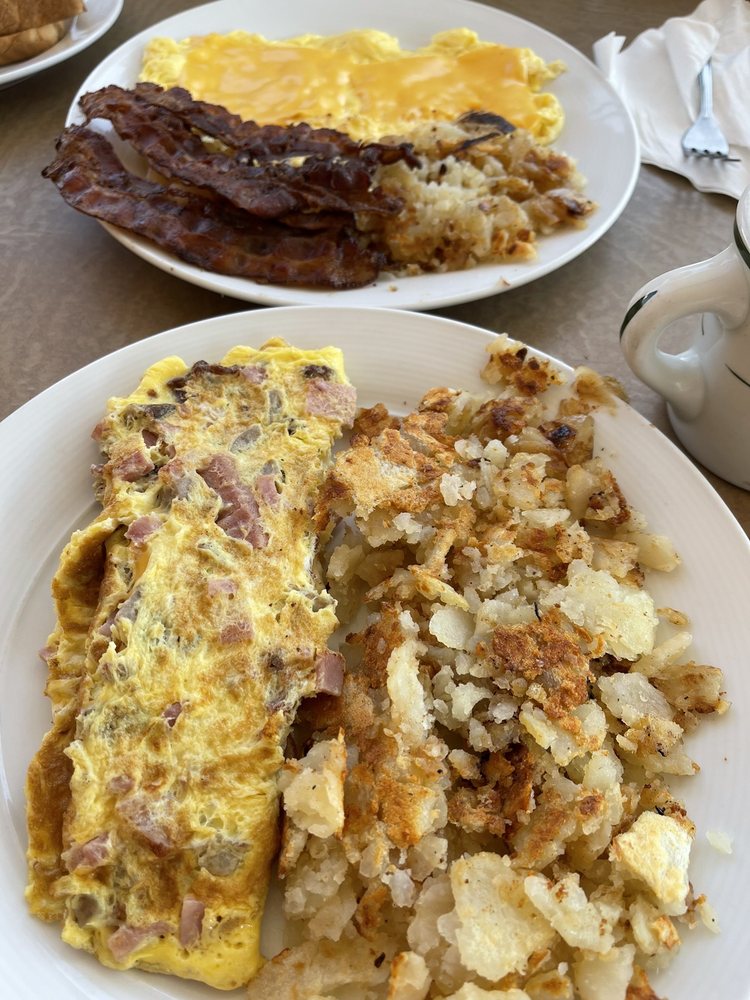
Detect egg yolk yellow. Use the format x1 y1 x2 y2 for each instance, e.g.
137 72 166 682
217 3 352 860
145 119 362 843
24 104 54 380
140 28 565 142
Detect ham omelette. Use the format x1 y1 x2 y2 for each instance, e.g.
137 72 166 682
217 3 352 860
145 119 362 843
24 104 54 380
24 340 355 990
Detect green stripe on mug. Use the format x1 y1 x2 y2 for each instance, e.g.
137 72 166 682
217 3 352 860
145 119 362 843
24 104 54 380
619 290 657 340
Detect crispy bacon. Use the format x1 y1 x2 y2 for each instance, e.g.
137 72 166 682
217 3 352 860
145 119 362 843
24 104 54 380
117 83 419 168
42 126 385 290
79 85 406 219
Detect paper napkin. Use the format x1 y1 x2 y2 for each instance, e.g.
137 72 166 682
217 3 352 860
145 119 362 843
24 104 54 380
593 0 750 199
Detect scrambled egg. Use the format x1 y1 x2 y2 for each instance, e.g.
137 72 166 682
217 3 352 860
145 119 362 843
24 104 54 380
140 27 565 142
26 340 355 990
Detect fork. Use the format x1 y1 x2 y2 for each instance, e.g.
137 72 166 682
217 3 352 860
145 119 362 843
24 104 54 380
681 60 739 161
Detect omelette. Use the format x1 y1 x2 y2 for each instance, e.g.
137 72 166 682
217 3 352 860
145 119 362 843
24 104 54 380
25 339 355 990
140 28 565 143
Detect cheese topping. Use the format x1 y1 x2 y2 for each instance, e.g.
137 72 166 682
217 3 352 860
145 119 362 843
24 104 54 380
140 28 565 142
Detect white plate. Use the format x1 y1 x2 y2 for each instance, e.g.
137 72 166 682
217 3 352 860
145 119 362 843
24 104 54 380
63 0 639 310
1 307 747 1000
0 0 123 89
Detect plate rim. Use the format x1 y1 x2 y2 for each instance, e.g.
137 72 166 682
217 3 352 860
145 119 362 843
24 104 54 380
60 0 640 309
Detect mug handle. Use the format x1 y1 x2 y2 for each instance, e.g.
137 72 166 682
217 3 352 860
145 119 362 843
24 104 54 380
620 246 749 421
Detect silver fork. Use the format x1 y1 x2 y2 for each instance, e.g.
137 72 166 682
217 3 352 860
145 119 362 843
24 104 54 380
681 60 739 161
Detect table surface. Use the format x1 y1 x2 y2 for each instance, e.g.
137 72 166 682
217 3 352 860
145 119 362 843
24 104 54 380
1 0 748 537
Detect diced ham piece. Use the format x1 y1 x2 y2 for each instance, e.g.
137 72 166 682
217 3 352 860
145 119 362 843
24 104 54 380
112 449 155 482
220 620 254 644
107 774 134 795
142 429 159 447
241 365 267 384
305 379 357 426
163 702 182 727
116 794 174 857
63 833 111 873
314 650 346 696
207 577 238 597
124 514 161 545
256 473 280 509
91 419 106 442
108 921 172 962
179 896 205 948
111 587 141 631
98 612 116 638
198 453 269 547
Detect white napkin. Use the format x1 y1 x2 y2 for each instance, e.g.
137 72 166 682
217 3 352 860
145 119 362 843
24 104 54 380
593 0 749 199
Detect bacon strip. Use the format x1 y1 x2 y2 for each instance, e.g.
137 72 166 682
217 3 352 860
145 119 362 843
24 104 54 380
79 85 407 219
42 127 384 290
117 83 419 168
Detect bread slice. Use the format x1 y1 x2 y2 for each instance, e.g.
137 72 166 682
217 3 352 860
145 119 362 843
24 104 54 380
0 0 83 34
0 19 69 65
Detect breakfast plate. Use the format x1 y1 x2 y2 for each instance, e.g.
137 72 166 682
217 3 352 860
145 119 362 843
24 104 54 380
0 306 748 998
0 0 123 90
63 0 639 310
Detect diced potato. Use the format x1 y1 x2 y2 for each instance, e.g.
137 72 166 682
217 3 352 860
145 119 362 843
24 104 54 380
572 944 635 1000
280 735 347 839
610 812 692 915
524 872 616 953
541 561 658 659
450 853 556 980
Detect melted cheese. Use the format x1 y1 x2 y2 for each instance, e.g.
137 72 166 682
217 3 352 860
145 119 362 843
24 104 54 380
140 27 565 142
26 340 354 990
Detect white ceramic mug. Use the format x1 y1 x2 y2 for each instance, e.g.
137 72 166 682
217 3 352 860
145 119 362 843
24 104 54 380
620 185 750 490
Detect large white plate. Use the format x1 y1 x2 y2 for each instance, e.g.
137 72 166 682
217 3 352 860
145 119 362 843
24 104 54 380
63 0 639 310
1 307 747 999
0 0 123 89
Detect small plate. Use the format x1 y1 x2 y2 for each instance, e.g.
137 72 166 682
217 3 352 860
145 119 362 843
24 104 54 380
0 307 748 998
0 0 123 89
63 0 639 309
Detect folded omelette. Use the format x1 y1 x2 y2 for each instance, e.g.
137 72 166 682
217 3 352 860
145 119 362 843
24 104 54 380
25 339 355 990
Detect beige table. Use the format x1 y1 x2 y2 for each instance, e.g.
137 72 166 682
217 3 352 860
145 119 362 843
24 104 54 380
1 0 748 536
